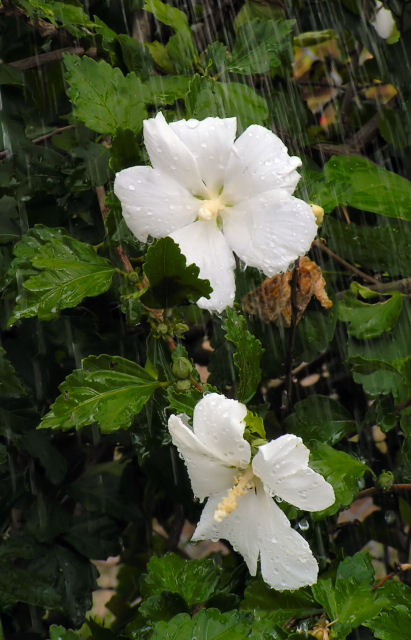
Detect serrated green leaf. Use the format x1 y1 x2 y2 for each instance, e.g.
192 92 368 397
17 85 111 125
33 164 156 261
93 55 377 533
244 410 266 439
241 577 320 623
139 592 187 622
8 231 115 325
63 54 149 135
142 553 221 608
166 386 203 418
227 19 294 75
16 0 93 36
312 553 392 640
39 355 162 432
145 75 191 105
185 75 268 130
223 308 263 403
309 443 367 517
141 237 212 308
48 625 78 640
284 396 356 445
149 609 250 640
364 608 411 640
311 155 411 220
338 289 403 339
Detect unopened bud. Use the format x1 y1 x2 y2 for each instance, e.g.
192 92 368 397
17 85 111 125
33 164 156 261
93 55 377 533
157 323 168 335
174 323 189 337
377 470 394 492
128 271 140 284
172 357 192 379
311 204 324 226
175 379 191 392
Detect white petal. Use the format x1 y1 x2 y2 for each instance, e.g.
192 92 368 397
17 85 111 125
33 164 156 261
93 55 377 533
253 435 309 482
271 467 335 511
256 488 319 590
222 190 317 275
252 436 335 511
169 117 237 194
192 394 251 468
223 124 302 203
192 489 260 576
114 166 198 242
168 414 236 501
170 220 236 313
143 113 206 195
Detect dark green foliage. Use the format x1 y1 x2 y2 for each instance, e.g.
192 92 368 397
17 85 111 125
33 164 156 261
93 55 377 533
0 0 410 638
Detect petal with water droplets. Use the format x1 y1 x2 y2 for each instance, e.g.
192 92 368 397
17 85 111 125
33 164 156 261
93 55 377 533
114 166 198 242
170 220 236 313
223 124 302 203
192 393 251 468
170 117 237 194
168 414 236 502
143 112 206 195
223 190 317 275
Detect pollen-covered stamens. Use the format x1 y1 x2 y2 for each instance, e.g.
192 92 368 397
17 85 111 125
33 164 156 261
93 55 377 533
198 198 224 221
214 466 256 522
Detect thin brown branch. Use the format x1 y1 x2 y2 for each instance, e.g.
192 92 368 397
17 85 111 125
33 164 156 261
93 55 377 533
356 484 411 500
0 124 77 160
31 124 76 145
372 563 411 591
368 278 411 295
312 239 380 285
281 258 300 419
95 185 134 274
8 46 97 71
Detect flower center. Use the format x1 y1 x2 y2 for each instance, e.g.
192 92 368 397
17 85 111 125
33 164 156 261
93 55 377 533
198 197 224 222
214 466 256 523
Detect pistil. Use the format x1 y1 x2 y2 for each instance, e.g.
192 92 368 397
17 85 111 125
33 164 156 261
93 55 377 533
214 466 256 522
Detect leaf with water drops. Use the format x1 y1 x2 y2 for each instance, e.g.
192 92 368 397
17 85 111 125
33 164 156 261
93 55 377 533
148 609 251 640
338 286 403 340
284 395 356 445
38 355 163 433
141 553 221 609
310 155 411 220
309 443 368 518
223 308 263 403
7 230 115 325
63 54 149 135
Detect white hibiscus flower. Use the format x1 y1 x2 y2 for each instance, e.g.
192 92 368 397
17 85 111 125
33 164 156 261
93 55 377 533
114 113 317 313
168 393 335 591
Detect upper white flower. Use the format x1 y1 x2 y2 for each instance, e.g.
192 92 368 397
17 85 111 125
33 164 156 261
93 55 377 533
168 393 335 591
114 113 317 312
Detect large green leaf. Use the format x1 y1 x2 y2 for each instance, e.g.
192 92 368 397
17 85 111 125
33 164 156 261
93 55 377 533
8 230 115 325
284 396 356 445
141 553 221 608
338 287 403 340
223 308 263 403
39 355 163 432
63 54 149 135
149 609 250 640
322 216 411 277
241 577 320 623
309 443 368 517
186 75 268 130
227 19 294 75
141 237 212 308
312 553 392 639
310 155 411 220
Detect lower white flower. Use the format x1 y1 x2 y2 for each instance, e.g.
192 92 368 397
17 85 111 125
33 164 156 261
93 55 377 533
114 113 317 313
168 393 335 591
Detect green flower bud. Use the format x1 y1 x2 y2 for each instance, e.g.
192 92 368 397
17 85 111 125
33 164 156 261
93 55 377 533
175 379 191 392
172 357 193 379
157 323 169 335
377 470 394 492
128 272 140 284
174 323 189 337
